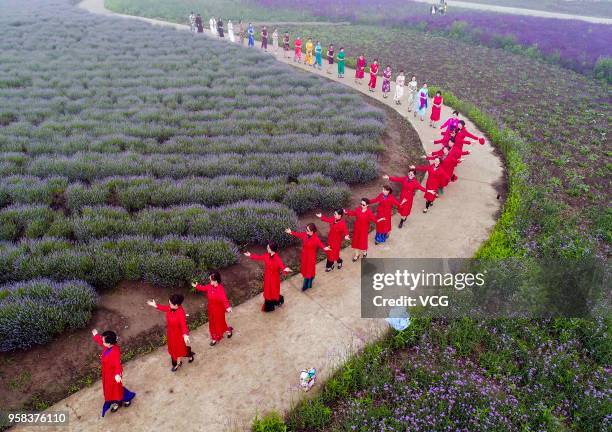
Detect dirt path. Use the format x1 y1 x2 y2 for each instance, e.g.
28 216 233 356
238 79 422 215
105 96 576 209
411 0 612 24
18 1 503 431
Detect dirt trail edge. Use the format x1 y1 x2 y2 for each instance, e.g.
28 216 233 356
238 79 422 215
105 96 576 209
19 1 503 431
412 0 612 24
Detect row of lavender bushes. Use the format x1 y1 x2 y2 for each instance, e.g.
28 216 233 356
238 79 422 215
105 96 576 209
0 279 98 351
252 0 612 79
0 236 239 291
0 133 382 157
0 152 377 184
0 174 351 212
0 201 304 246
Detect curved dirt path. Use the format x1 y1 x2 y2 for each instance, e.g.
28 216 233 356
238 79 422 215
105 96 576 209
21 1 503 431
411 0 612 24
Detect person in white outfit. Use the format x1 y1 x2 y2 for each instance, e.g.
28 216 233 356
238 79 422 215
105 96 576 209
407 76 418 112
189 12 196 33
272 28 279 53
393 70 405 105
228 20 235 42
209 17 215 34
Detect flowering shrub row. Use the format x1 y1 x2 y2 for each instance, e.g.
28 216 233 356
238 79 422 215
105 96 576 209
0 236 239 289
0 201 301 247
0 279 98 351
0 174 350 213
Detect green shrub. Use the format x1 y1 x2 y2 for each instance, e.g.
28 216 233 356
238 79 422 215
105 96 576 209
593 56 612 84
0 279 98 351
251 412 287 432
286 398 331 430
65 183 107 212
5 236 239 290
0 205 56 242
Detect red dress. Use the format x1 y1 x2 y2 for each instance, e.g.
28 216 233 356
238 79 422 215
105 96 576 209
290 231 326 278
294 39 302 57
369 193 400 234
249 253 286 302
93 334 124 402
430 95 443 121
346 207 377 250
440 154 460 187
454 127 483 154
368 63 379 89
415 164 450 202
389 177 427 217
195 283 231 341
321 216 348 261
155 305 189 361
355 57 366 79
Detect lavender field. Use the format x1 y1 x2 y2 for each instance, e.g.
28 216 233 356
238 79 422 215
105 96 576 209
252 0 612 76
284 317 611 431
0 0 385 350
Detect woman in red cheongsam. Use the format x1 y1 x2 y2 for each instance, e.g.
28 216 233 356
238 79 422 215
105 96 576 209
316 209 350 272
147 294 194 371
286 223 330 291
91 329 136 416
244 243 292 312
194 271 233 346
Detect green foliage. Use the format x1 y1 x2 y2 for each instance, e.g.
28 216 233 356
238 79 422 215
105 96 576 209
286 398 331 430
593 56 612 84
251 412 287 432
0 236 239 290
0 279 98 351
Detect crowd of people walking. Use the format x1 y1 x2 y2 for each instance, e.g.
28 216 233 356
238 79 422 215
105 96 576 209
91 10 486 417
